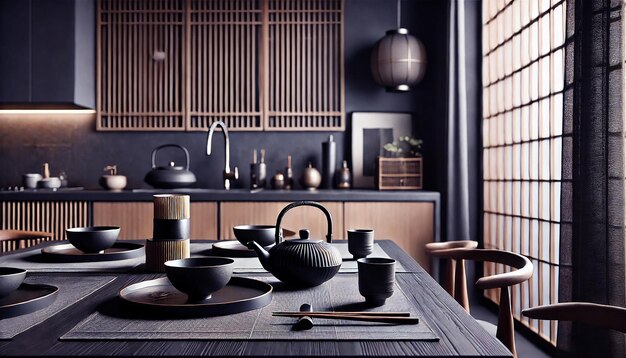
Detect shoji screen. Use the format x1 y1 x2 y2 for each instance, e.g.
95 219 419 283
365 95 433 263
482 0 566 345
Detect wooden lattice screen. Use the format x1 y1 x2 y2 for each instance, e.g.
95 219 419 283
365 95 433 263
97 0 186 131
266 0 344 130
187 0 263 131
97 0 344 132
482 0 566 345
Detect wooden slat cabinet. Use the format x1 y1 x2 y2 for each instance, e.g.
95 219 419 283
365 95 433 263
344 202 434 273
220 202 344 241
93 202 217 240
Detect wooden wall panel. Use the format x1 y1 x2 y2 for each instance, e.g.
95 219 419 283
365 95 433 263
344 202 434 273
220 201 343 241
93 202 217 240
0 201 89 243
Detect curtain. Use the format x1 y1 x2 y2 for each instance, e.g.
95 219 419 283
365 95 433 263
558 0 626 355
446 0 479 243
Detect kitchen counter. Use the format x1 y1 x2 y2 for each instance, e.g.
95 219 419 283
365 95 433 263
0 189 441 273
0 188 440 202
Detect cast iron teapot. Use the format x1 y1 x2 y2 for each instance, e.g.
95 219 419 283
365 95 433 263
246 201 342 287
144 144 197 189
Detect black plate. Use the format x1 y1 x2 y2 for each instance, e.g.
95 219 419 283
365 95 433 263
41 242 144 262
0 283 59 319
119 277 272 317
211 240 265 257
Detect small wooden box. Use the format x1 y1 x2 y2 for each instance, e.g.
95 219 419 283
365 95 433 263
376 157 423 190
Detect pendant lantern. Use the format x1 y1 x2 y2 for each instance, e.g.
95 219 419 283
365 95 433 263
370 1 427 92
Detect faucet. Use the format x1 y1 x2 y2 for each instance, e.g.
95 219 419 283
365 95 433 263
207 121 239 190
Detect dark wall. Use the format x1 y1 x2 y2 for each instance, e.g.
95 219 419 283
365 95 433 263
0 0 448 191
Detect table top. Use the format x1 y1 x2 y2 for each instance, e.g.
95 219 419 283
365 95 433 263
0 240 512 357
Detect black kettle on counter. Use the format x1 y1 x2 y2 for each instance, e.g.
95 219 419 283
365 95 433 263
144 144 197 189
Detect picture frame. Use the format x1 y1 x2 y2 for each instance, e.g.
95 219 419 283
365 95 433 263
351 112 413 188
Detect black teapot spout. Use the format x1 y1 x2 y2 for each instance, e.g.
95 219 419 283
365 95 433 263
246 241 272 272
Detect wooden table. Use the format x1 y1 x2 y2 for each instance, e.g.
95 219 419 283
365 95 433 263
0 241 512 356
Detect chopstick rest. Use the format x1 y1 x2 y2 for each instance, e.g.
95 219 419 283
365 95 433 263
293 304 313 331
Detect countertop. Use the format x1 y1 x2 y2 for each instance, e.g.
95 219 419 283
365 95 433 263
0 188 441 202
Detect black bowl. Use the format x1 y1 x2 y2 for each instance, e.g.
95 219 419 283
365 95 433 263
164 257 234 302
0 267 27 298
233 225 277 247
66 226 120 253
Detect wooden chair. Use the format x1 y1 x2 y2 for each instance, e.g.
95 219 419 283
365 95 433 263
522 302 626 334
425 240 478 311
0 230 54 254
427 248 533 357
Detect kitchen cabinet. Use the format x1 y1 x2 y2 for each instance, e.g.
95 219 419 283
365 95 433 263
219 202 344 241
97 0 344 131
92 202 217 240
344 202 434 273
0 200 89 242
0 0 94 107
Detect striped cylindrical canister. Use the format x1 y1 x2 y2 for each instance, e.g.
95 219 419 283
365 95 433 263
152 194 190 241
146 194 191 272
145 238 191 273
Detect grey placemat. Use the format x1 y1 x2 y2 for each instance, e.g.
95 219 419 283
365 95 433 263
61 274 437 341
0 245 144 273
0 275 116 339
190 242 408 273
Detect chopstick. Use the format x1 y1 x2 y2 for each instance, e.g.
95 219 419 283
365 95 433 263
272 312 419 325
273 311 411 317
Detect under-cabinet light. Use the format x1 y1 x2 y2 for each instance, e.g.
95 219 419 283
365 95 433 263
0 109 96 114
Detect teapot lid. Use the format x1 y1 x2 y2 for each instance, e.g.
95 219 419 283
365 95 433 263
156 161 184 171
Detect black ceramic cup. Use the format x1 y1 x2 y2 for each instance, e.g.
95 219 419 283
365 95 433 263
0 267 27 298
164 257 234 303
357 257 396 307
347 229 374 259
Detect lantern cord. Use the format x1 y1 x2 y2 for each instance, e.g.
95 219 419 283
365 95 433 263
397 0 401 29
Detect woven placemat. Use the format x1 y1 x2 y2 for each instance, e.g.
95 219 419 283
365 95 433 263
190 242 409 273
0 275 116 340
0 247 143 273
61 274 437 341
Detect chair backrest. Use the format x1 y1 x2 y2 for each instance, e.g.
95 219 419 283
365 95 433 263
427 248 533 358
425 240 478 308
522 302 626 334
0 230 54 254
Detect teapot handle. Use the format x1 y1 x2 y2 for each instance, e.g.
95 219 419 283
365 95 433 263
151 144 191 170
274 201 333 245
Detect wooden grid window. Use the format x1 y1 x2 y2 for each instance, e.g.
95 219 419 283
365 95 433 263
97 0 344 132
482 0 566 346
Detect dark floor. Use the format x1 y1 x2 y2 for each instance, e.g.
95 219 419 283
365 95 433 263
470 303 552 358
